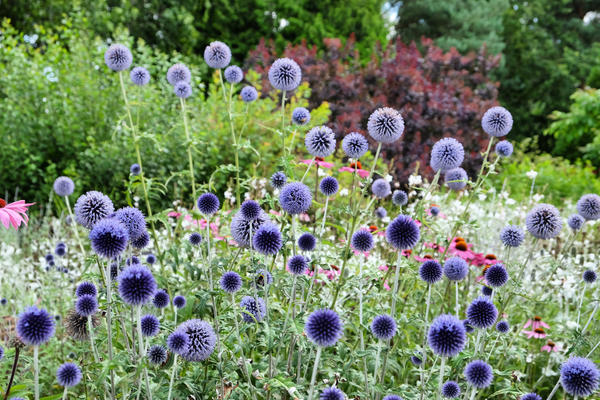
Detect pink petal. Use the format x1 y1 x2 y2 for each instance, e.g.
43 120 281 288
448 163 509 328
358 169 370 178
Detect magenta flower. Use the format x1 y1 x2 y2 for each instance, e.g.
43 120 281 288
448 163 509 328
541 340 561 353
523 316 550 330
523 328 547 339
301 158 334 169
0 199 34 230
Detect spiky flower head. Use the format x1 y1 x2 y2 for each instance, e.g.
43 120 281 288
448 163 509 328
526 203 562 239
305 309 343 347
252 222 283 255
482 286 493 296
56 362 82 387
220 271 242 294
430 138 465 172
64 309 99 341
240 200 262 220
53 176 74 197
464 360 494 389
74 191 114 229
367 107 404 143
104 44 132 71
442 381 461 398
17 306 55 346
153 289 170 309
173 295 186 309
130 163 141 175
224 65 243 83
114 207 146 241
89 218 129 259
500 225 525 247
305 126 336 158
372 178 391 198
319 176 339 196
130 66 150 86
75 295 98 317
568 214 585 231
279 182 312 215
376 206 387 219
241 86 258 102
485 263 509 288
231 210 269 247
427 314 466 357
496 320 510 333
445 168 468 191
204 41 231 69
174 319 217 361
75 282 97 298
482 106 513 137
520 394 542 400
268 58 302 91
147 345 167 365
382 395 403 400
419 260 443 284
167 331 189 354
189 232 202 246
351 229 373 252
560 357 600 396
240 296 267 323
342 132 369 159
197 193 220 215
287 254 308 275
371 314 397 340
292 107 311 125
131 230 150 249
167 63 191 85
495 140 513 157
583 270 597 284
386 215 420 249
577 194 600 220
392 190 408 206
298 232 317 251
467 296 498 329
118 264 157 306
320 387 345 400
270 171 287 189
146 254 156 265
141 314 160 337
174 81 192 98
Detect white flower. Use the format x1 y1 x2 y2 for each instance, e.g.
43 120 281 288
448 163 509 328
384 174 393 182
478 194 487 201
526 170 538 179
339 188 349 196
506 198 517 205
408 175 422 186
532 193 544 202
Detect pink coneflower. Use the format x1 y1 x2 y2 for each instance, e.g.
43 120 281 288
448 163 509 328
423 242 446 253
541 340 561 353
523 327 547 339
523 316 550 330
339 161 370 178
414 254 436 263
448 237 476 260
301 157 334 169
0 199 34 230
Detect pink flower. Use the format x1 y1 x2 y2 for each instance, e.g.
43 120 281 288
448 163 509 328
423 242 446 253
168 211 182 218
378 265 389 272
0 199 34 230
269 210 282 217
301 158 334 169
383 280 391 291
523 316 550 330
338 166 370 178
448 237 477 261
413 254 437 263
299 213 311 222
541 341 561 353
523 328 547 339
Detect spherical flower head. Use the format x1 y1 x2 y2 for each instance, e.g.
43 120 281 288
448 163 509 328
147 345 167 365
351 229 374 252
375 206 387 219
220 271 242 294
167 63 191 85
495 140 513 157
442 381 461 398
367 107 404 143
410 355 423 366
240 85 258 102
444 257 469 281
55 243 67 257
75 281 97 298
306 309 343 347
0 344 3 361
482 106 513 137
577 194 600 221
583 270 597 284
130 66 150 86
175 319 217 361
342 132 369 159
240 200 262 220
306 126 336 158
224 65 243 83
496 320 510 333
392 190 408 206
292 107 311 125
319 176 339 196
279 182 312 215
382 395 403 400
467 296 498 329
298 232 317 252
372 178 391 198
174 81 192 98
371 314 397 340
427 314 466 357
270 171 287 189
526 203 562 239
173 295 186 309
167 331 189 354
444 168 468 191
500 225 525 247
131 231 150 249
74 191 114 229
146 253 156 265
204 41 231 69
114 207 146 241
45 253 54 263
189 232 203 246
431 206 440 216
153 289 170 309
231 210 269 247
141 314 160 337
560 357 599 396
481 286 493 296
0 298 6 306
386 215 420 249
89 218 129 259
56 362 82 387
485 263 509 288
320 386 345 400
287 255 308 275
568 214 585 231
465 359 493 389
520 393 542 400
118 264 157 306
240 296 267 323
268 57 302 91
253 222 283 255
17 306 55 346
419 260 443 284
104 44 132 71
130 163 141 175
463 319 475 333
430 138 465 172
197 193 220 215
75 295 98 317
53 176 74 197
255 269 273 287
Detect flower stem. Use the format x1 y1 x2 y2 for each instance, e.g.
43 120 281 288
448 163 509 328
232 294 258 400
302 196 329 313
281 90 287 155
180 98 196 202
455 282 460 318
389 251 404 318
167 354 178 400
62 386 68 400
103 261 116 399
437 357 446 400
64 196 85 254
372 341 383 398
33 346 39 400
307 347 322 400
88 316 99 363
577 286 586 326
136 306 152 400
3 346 20 400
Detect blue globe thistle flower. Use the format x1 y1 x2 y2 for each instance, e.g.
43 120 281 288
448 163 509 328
463 319 474 333
174 81 192 98
568 214 585 231
197 193 220 215
255 269 273 287
287 255 308 275
375 206 387 219
55 245 66 257
392 190 408 206
53 176 74 197
442 381 461 398
109 262 120 280
189 232 203 246
89 219 129 259
153 289 170 309
298 232 317 252
482 106 513 137
126 256 140 266
467 296 498 329
224 65 243 83
74 191 114 229
444 168 468 191
577 194 600 221
320 387 345 400
430 206 440 216
410 355 423 366
305 309 343 347
583 270 597 284
240 200 262 220
118 264 157 306
342 132 369 159
292 107 311 125
268 58 301 91
241 86 258 102
252 222 283 255
444 257 468 281
175 319 217 361
114 207 146 241
485 264 509 288
0 344 3 360
319 176 339 196
231 210 269 247
305 126 336 158
75 295 98 317
141 314 160 337
0 298 6 306
560 357 599 397
419 260 443 284
386 215 420 249
167 331 189 354
495 140 513 157
166 63 191 86
45 253 54 263
130 66 150 86
382 395 403 400
130 163 141 176
173 295 186 309
240 296 266 323
372 178 391 198
526 203 562 239
520 393 542 400
481 286 493 296
147 345 167 365
367 107 405 143
500 225 524 247
17 306 55 346
371 314 397 340
220 271 242 293
131 231 150 249
56 362 82 387
351 229 374 252
427 314 466 357
146 253 156 265
104 44 132 72
496 320 510 333
430 138 465 172
270 171 287 189
279 182 312 215
204 41 231 69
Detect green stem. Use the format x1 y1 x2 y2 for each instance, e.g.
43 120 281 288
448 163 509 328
281 91 287 155
62 386 68 400
437 357 446 400
136 306 152 400
180 98 196 202
34 346 39 400
232 295 258 400
372 340 383 398
307 347 322 400
88 316 99 363
167 354 178 400
64 196 85 255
